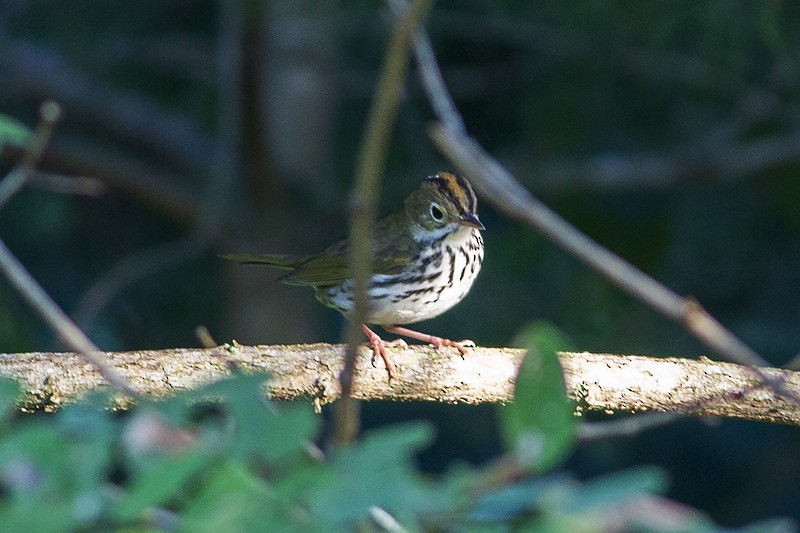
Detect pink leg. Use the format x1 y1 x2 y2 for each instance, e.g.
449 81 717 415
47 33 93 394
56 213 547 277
361 324 407 378
383 325 475 357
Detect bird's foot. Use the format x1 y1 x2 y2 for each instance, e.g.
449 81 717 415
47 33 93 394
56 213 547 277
384 326 474 359
361 324 406 378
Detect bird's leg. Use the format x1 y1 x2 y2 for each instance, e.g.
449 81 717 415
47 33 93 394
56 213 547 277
361 324 406 378
383 325 474 358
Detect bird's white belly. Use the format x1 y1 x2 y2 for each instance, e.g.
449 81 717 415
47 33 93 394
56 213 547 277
363 228 483 325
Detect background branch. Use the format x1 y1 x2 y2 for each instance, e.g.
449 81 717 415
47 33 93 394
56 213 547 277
0 344 797 426
0 100 137 397
402 19 798 405
71 0 244 332
0 100 61 209
0 41 215 175
527 128 800 192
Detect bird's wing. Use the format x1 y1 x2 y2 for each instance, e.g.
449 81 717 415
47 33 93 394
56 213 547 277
220 253 300 268
283 233 412 287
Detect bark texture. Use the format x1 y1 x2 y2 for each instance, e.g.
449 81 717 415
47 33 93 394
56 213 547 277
0 344 798 425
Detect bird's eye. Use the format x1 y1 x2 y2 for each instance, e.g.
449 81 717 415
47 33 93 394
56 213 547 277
430 203 444 221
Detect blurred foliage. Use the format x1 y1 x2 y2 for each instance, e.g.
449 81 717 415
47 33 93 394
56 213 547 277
501 322 576 473
0 365 793 532
2 0 800 528
0 114 32 152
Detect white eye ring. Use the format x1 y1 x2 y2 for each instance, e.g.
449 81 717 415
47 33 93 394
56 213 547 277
430 203 444 221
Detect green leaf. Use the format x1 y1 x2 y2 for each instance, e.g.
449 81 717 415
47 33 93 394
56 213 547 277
0 114 32 152
470 475 571 522
0 379 21 431
0 399 120 529
501 322 576 472
565 466 669 514
310 422 440 528
181 460 278 532
0 423 84 531
0 499 75 533
190 375 320 463
0 424 72 495
56 402 115 495
114 449 214 521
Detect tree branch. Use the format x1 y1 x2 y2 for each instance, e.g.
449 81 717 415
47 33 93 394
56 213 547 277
1 344 798 426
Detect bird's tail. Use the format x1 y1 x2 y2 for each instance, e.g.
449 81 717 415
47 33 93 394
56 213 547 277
220 253 303 269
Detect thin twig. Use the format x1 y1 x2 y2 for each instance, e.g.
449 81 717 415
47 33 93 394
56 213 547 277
0 100 136 396
36 134 200 222
578 412 682 442
429 125 800 404
0 238 137 396
27 170 107 197
388 1 464 135
528 126 800 192
1 42 214 176
72 234 209 330
333 0 433 445
0 101 61 210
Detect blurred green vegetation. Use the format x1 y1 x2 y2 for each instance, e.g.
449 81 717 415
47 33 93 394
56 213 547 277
1 0 800 528
0 338 791 531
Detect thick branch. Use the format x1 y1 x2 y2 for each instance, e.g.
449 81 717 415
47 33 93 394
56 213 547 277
0 345 798 425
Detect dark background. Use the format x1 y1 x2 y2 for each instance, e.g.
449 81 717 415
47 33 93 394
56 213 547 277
1 1 799 526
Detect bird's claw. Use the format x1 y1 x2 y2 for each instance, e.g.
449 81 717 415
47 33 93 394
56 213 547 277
362 324 404 379
368 338 406 371
428 337 474 358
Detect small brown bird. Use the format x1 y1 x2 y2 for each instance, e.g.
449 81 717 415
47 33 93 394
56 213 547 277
223 172 484 376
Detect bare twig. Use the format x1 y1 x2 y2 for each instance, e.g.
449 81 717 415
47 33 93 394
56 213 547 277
390 3 464 134
72 234 210 330
194 326 218 350
333 0 433 445
401 18 800 405
430 12 764 100
0 100 135 396
42 134 199 222
0 238 137 396
429 125 799 404
0 101 61 210
89 35 216 84
27 170 106 197
1 137 195 220
528 127 800 192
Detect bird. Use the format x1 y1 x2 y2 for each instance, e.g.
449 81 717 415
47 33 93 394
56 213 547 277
223 171 484 377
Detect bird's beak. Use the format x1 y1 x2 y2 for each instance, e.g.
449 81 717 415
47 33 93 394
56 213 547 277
459 212 485 230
